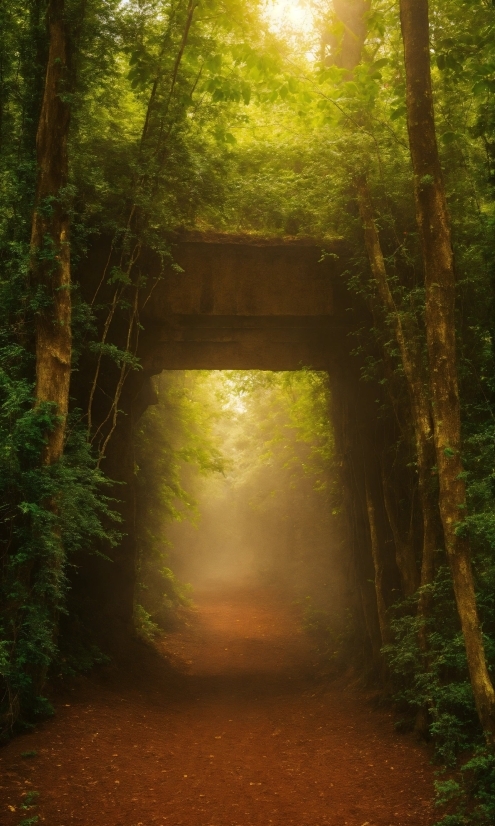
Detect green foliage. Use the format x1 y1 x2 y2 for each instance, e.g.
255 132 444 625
21 790 39 808
434 747 495 826
133 372 222 631
215 370 335 492
134 604 159 642
0 385 120 734
0 283 117 730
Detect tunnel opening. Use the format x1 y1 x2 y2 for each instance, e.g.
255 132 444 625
132 369 348 648
70 234 409 679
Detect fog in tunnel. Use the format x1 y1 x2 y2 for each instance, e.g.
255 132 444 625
135 370 347 629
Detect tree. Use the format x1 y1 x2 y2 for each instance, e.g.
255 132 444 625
30 0 73 465
399 0 495 742
356 176 435 606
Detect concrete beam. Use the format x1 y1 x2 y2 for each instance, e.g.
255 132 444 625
138 234 347 371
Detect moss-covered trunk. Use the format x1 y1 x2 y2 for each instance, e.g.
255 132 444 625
31 0 72 465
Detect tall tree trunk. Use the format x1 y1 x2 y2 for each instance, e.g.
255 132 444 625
326 0 371 69
356 177 437 615
31 0 72 466
380 465 418 598
330 375 382 668
364 470 391 646
399 0 495 742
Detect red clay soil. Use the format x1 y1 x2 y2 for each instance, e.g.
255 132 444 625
0 587 437 826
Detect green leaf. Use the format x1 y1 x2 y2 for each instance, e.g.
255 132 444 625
107 267 131 286
472 79 493 96
440 131 460 145
390 105 406 121
241 82 251 105
204 54 222 73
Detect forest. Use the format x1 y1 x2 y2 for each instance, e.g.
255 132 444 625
1 0 495 824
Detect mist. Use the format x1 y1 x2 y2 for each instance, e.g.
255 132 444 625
137 370 347 628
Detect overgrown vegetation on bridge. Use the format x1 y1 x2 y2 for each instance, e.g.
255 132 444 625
1 0 495 822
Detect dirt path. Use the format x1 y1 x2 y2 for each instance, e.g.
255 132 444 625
1 587 436 826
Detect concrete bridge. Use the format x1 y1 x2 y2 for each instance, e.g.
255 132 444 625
136 232 355 375
78 231 372 643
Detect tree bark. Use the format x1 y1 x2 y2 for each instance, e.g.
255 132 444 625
327 355 384 669
365 470 391 646
399 0 495 742
381 465 418 598
31 0 72 466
